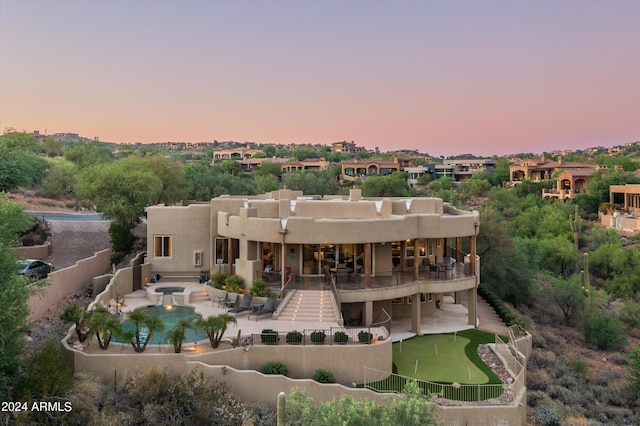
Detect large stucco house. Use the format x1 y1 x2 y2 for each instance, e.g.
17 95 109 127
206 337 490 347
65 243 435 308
147 188 480 331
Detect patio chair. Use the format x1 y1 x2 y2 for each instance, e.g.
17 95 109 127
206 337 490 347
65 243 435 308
248 297 277 321
223 292 238 309
228 295 253 315
212 291 228 308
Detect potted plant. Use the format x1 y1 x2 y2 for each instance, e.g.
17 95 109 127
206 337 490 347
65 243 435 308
310 330 326 344
261 328 278 345
286 330 303 345
358 331 373 344
333 330 349 345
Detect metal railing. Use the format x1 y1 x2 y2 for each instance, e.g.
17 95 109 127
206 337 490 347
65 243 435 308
249 325 387 347
363 367 507 403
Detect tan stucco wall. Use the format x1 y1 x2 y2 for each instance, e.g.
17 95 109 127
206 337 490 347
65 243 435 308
63 335 391 385
146 204 211 274
28 249 111 321
11 241 53 260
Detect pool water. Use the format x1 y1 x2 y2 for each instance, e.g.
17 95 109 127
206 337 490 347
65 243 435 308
155 286 185 294
115 305 208 345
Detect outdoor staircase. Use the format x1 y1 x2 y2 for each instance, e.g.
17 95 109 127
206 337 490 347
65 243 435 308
189 288 210 303
277 290 338 322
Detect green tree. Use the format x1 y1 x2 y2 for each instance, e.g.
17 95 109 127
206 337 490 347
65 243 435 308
63 141 113 169
119 155 192 205
0 147 49 191
0 196 46 399
15 340 74 399
537 273 583 324
629 345 640 397
582 308 626 351
75 161 163 226
41 161 78 199
88 307 121 350
60 304 91 342
122 309 165 353
255 160 283 178
361 172 411 197
198 313 237 348
165 318 195 353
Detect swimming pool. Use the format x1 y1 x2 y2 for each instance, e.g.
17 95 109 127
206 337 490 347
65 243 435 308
155 286 185 294
115 305 207 345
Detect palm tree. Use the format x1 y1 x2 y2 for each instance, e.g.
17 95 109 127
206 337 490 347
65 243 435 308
165 318 194 353
197 313 237 348
88 306 121 350
60 304 91 342
125 309 165 353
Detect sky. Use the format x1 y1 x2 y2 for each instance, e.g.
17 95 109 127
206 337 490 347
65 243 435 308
1 1 638 157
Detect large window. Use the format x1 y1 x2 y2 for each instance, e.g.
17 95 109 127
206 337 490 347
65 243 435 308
154 236 172 257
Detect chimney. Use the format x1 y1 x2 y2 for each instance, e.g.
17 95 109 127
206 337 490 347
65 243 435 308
558 155 563 164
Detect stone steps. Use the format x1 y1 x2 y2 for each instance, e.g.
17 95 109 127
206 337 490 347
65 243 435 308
277 290 337 322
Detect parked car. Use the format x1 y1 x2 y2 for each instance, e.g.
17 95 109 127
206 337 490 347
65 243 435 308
16 259 53 278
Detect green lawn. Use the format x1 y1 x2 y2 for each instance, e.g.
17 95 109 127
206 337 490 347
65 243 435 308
392 329 502 385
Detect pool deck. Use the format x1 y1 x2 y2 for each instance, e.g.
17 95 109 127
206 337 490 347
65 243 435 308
120 282 504 344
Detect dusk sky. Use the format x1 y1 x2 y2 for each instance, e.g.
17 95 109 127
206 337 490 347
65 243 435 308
1 1 638 157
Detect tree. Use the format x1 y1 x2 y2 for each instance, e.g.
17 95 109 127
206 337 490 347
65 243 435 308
118 155 192 205
361 172 411 197
41 161 78 199
75 161 163 226
0 146 49 192
629 345 640 397
88 307 121 350
61 304 91 342
165 318 195 353
122 309 165 353
0 196 48 399
63 141 112 169
537 273 583 324
198 313 237 348
582 308 626 351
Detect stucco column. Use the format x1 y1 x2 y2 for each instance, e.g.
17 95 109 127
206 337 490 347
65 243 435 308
364 243 371 288
467 287 477 326
364 300 373 326
469 235 476 276
455 237 461 262
410 293 421 334
227 238 234 273
400 240 406 270
413 239 420 280
280 237 286 290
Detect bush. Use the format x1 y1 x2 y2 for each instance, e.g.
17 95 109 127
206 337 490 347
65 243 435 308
534 405 561 426
358 331 373 344
310 330 326 344
249 279 270 297
313 369 336 383
22 237 34 246
261 361 289 376
261 329 278 345
286 330 303 344
210 271 226 289
225 275 244 293
109 222 134 254
582 308 627 351
334 331 349 344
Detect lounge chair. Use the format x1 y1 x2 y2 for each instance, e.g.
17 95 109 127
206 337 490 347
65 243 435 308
248 297 277 321
228 295 253 315
223 292 238 309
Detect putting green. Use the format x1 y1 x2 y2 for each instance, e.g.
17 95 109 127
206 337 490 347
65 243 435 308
393 334 489 384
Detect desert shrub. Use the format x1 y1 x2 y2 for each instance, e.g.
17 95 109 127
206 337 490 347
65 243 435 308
22 237 34 246
582 308 627 351
15 339 74 399
528 349 558 370
527 369 552 391
568 357 589 376
247 402 277 426
313 369 336 383
261 361 289 376
225 274 244 293
527 390 552 408
534 405 562 426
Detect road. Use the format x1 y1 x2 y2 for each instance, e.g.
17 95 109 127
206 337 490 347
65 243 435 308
27 212 108 222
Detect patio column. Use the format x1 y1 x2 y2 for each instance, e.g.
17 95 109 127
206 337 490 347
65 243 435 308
413 239 420 280
410 293 421 335
455 237 461 262
227 238 234 273
467 287 477 326
364 243 371 288
364 300 373 326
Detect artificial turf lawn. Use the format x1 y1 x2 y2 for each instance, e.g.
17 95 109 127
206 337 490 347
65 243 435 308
391 329 502 385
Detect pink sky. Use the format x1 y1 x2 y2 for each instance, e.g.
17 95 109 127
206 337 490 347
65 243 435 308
1 1 638 157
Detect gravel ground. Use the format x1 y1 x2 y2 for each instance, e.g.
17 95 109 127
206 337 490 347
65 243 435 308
24 218 113 357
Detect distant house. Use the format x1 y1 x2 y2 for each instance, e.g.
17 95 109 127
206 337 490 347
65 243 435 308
542 168 595 200
440 159 496 182
601 183 640 232
509 153 593 183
